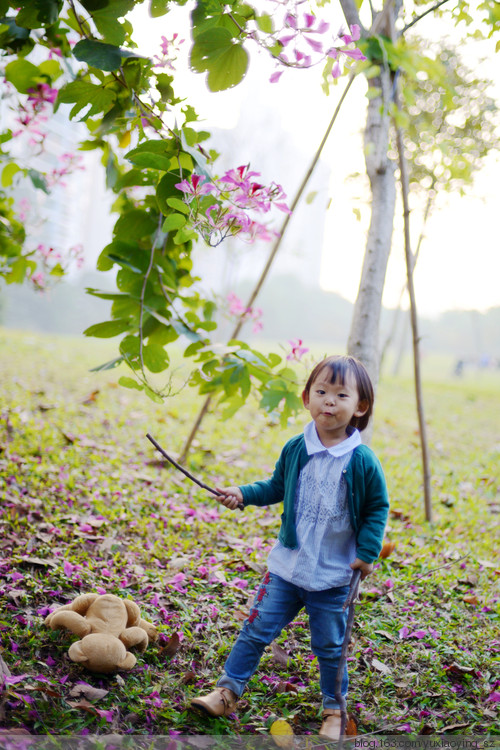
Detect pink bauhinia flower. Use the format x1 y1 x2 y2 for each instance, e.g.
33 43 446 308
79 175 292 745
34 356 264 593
175 173 216 198
287 339 309 361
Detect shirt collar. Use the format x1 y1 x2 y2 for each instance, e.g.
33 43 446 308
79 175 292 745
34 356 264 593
304 421 361 458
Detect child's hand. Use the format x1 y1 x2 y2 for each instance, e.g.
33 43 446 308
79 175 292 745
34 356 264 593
350 558 373 580
215 486 243 511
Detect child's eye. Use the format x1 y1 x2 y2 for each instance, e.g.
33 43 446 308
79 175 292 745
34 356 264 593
316 389 325 395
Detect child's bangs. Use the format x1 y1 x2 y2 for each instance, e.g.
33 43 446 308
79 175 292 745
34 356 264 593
322 359 351 386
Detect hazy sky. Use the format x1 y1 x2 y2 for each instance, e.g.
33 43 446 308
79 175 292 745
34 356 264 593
131 3 499 318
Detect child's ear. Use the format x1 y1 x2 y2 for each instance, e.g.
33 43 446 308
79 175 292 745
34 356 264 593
354 399 369 418
301 389 310 409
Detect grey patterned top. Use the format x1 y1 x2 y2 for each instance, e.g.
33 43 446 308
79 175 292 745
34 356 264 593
267 422 360 591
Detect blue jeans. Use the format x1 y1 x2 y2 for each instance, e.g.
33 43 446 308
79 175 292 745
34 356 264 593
217 571 349 709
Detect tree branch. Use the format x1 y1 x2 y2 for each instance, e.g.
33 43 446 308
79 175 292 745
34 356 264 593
401 0 450 34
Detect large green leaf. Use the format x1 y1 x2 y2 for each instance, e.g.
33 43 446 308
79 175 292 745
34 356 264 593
190 27 249 91
83 319 131 338
143 343 169 373
92 0 135 45
73 39 139 72
5 58 41 93
126 149 171 171
113 209 158 240
56 80 117 119
15 0 62 28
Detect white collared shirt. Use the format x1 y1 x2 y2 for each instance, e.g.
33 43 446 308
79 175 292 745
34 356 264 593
267 422 360 590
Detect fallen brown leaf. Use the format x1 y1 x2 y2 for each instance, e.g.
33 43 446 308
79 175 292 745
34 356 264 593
346 717 357 736
379 541 396 559
161 632 181 657
441 722 470 732
372 658 392 674
275 680 298 694
271 641 291 667
68 684 109 701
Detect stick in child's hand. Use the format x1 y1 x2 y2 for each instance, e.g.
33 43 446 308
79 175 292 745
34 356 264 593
145 433 244 510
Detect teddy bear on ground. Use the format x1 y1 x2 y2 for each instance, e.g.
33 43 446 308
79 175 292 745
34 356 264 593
45 593 158 674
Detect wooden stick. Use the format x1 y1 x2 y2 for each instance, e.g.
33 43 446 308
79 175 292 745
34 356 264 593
335 569 362 746
145 433 244 510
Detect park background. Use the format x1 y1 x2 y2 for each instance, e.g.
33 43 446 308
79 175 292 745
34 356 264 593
0 0 499 739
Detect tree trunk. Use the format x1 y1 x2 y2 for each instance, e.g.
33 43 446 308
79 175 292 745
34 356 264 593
346 66 396 392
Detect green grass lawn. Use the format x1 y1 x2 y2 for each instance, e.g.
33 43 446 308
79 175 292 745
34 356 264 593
0 328 498 737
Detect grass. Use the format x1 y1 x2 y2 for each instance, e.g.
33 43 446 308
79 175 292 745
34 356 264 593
0 328 498 737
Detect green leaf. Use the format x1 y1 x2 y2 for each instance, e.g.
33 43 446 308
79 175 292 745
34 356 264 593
90 356 124 372
92 0 135 45
125 149 172 171
83 319 131 338
256 14 273 33
143 343 169 373
190 27 249 91
118 376 144 390
73 39 139 72
1 163 22 188
173 226 198 245
162 213 187 233
97 239 137 271
156 171 184 213
15 0 62 28
167 197 190 215
113 209 158 240
5 58 41 93
221 394 246 419
107 254 144 274
149 0 169 17
57 80 117 119
6 257 28 284
144 385 164 403
27 169 49 193
38 59 62 81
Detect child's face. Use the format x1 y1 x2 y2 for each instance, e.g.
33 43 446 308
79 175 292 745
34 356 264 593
302 368 369 445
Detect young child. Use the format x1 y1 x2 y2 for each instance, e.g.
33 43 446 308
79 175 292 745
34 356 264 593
191 355 389 738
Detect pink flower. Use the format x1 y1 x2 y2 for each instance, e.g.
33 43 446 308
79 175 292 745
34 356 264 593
227 292 246 316
343 48 367 61
304 36 323 53
27 83 58 106
270 70 284 84
63 560 74 577
175 174 215 198
332 61 342 79
399 626 410 639
287 339 309 361
486 691 500 703
397 723 412 733
342 24 361 43
232 578 249 589
412 629 428 639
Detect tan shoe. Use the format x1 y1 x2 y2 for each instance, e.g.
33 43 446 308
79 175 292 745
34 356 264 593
190 687 238 717
319 709 342 740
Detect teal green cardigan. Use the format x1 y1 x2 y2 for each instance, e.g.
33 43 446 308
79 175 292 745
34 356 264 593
240 434 389 564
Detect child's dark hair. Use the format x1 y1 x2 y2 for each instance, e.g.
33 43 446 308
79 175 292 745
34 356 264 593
303 355 374 431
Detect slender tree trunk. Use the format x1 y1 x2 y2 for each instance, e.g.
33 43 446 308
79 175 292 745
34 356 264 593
346 65 396 392
380 190 434 371
394 98 433 523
